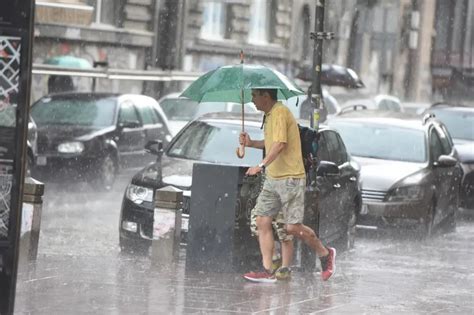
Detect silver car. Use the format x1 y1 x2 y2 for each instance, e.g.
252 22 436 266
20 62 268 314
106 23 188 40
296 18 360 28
328 111 462 236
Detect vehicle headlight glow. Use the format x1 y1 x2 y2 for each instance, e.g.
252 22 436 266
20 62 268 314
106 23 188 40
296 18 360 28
57 141 84 153
126 184 154 205
386 185 426 202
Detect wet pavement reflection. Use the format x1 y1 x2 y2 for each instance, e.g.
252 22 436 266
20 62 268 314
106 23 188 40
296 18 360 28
14 180 474 314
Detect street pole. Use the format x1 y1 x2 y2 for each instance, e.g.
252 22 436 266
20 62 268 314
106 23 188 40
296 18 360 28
309 0 333 129
0 0 35 313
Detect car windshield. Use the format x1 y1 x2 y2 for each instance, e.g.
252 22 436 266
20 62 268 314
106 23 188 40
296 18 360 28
329 121 427 162
167 120 262 165
31 97 117 127
430 109 474 141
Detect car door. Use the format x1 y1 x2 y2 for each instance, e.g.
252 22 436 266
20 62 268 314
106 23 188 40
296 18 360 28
315 131 340 241
429 126 457 225
135 97 170 150
324 130 354 239
433 125 460 223
116 100 147 170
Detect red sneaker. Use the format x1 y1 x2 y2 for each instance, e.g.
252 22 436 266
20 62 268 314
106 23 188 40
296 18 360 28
243 269 276 283
320 247 336 281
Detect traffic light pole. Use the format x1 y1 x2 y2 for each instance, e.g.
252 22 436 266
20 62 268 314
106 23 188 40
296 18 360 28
0 1 35 313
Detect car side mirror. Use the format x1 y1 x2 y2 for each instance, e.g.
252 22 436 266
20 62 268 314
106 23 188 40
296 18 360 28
145 140 163 156
119 120 140 129
435 155 457 167
317 161 340 176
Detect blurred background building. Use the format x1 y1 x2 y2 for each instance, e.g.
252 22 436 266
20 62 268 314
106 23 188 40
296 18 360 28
31 0 473 104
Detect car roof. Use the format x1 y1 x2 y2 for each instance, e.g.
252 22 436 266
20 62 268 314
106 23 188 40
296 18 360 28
428 103 474 112
195 112 332 132
42 92 120 99
329 110 429 131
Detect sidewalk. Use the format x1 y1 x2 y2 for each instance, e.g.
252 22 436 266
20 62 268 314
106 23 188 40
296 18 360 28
14 218 474 314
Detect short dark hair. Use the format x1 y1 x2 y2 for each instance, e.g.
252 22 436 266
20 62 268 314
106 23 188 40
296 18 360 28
255 89 278 101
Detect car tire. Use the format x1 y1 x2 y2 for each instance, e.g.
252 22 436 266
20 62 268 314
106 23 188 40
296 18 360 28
341 203 357 250
91 154 117 191
119 236 150 255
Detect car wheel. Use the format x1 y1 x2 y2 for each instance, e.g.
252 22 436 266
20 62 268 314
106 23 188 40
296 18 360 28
91 154 117 191
341 204 357 250
119 236 150 255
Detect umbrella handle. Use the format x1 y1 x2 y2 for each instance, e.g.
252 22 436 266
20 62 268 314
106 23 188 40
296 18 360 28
236 144 245 159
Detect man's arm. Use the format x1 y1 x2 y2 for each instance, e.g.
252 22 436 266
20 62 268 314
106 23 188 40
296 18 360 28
240 132 265 149
249 139 265 149
246 141 286 175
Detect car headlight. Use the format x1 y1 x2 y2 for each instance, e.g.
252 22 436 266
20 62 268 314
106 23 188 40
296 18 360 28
386 185 426 202
57 141 84 153
126 184 154 205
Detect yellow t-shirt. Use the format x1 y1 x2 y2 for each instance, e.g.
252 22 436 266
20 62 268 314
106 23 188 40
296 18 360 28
264 102 305 179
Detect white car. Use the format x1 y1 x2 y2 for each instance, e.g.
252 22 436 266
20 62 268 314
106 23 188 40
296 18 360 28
158 93 258 136
341 94 403 113
284 89 341 124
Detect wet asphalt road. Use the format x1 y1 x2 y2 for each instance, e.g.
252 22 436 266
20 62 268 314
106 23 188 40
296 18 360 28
14 178 474 314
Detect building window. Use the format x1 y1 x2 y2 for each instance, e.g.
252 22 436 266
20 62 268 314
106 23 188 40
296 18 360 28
88 0 117 26
248 0 270 44
201 1 227 40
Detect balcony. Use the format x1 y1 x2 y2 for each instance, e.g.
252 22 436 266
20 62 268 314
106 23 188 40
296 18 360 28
36 0 93 26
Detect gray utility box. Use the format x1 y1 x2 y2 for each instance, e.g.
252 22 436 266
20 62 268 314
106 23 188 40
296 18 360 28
186 163 262 273
18 176 44 266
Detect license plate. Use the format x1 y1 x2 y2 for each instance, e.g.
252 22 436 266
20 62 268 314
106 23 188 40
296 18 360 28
360 204 368 215
36 156 47 166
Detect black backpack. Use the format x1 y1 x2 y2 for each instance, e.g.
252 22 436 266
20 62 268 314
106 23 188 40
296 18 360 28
298 124 319 172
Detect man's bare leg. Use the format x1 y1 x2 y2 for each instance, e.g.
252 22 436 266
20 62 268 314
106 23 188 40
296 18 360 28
256 216 275 270
286 223 329 257
280 240 293 267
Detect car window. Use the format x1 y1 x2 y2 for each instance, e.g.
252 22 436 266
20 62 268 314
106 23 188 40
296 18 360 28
230 103 258 113
429 108 474 141
31 96 117 127
316 132 330 162
329 121 427 162
323 94 339 115
136 103 161 125
324 130 347 165
160 98 198 121
430 128 444 161
379 100 401 112
167 121 262 165
118 101 140 124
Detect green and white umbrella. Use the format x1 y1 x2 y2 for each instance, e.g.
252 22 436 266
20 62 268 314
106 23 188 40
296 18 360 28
181 55 304 158
180 64 304 103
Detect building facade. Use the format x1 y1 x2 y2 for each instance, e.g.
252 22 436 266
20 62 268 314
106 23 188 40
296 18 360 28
31 0 472 104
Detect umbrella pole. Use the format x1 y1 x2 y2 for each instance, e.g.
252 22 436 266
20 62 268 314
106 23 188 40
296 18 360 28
237 50 245 158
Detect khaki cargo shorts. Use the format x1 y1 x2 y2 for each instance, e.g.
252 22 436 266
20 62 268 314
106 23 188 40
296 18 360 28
250 177 305 241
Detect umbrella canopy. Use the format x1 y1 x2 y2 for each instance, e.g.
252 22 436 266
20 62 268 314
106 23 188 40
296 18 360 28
44 55 92 69
296 63 365 89
180 64 304 103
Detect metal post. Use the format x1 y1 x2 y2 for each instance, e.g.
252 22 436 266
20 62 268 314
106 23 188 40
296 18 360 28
309 0 332 129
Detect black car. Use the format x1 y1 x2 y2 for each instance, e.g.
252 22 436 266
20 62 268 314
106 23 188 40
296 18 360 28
328 110 462 235
119 112 361 254
423 104 474 210
30 92 172 190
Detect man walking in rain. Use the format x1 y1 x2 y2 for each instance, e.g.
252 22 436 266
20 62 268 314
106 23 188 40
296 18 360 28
240 88 336 283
